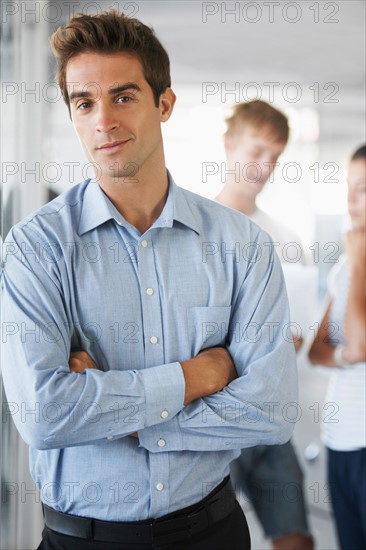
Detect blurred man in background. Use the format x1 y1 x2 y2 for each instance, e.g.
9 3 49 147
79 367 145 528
216 100 313 550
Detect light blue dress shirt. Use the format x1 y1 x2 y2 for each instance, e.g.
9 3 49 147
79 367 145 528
1 172 297 521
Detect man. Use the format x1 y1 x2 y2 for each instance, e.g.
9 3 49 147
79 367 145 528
216 100 313 550
216 100 304 263
1 12 297 550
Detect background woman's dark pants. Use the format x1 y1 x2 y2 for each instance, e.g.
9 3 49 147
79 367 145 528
327 447 366 550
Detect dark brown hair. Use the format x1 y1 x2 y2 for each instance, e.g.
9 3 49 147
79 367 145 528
50 10 171 111
225 100 289 144
351 144 366 161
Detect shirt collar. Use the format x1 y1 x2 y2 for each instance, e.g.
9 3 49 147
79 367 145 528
78 179 117 236
78 171 200 236
156 171 200 235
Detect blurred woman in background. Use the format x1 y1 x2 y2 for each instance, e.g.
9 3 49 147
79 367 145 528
309 145 366 550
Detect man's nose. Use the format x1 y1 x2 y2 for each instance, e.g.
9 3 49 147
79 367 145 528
95 104 119 133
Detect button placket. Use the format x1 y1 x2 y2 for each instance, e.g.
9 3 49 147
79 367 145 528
138 232 171 515
137 236 164 368
149 435 170 514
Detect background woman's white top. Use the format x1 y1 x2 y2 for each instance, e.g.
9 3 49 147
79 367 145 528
322 256 366 451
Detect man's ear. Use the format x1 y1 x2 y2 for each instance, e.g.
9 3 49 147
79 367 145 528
159 88 176 122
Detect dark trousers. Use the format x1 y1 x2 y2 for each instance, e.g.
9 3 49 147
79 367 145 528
327 447 366 550
37 500 250 549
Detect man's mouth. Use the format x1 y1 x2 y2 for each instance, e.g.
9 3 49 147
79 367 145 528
97 140 129 153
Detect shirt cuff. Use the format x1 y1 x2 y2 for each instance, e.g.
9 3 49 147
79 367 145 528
139 361 185 428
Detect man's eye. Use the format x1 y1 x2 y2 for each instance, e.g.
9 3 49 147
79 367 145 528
77 102 91 110
117 96 132 103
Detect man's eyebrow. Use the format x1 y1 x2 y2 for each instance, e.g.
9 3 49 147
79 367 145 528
69 83 142 103
108 83 141 95
69 90 93 103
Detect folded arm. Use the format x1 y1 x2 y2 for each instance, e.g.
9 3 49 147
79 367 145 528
1 227 185 449
1 227 237 451
137 234 298 452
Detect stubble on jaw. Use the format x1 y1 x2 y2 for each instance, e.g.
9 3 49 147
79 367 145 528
105 160 140 182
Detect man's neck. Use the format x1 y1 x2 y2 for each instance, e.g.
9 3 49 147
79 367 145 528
215 183 257 217
98 164 169 234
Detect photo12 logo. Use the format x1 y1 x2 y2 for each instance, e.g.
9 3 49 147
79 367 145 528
201 81 339 104
201 2 340 24
1 2 139 24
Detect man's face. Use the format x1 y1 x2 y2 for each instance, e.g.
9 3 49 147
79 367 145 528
348 159 366 230
66 51 174 181
225 128 286 199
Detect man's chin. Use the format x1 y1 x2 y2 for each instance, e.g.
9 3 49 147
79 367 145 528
100 163 140 181
250 179 266 189
106 171 140 183
245 180 266 197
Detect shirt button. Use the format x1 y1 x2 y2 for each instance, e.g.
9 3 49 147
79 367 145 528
160 410 169 419
141 240 148 248
157 438 166 447
146 287 154 296
150 336 158 344
156 482 164 491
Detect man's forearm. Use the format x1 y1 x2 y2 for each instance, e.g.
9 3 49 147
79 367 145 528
180 347 237 405
71 347 238 407
69 347 237 440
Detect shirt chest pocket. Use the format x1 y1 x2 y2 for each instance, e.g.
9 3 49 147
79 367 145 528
188 306 232 357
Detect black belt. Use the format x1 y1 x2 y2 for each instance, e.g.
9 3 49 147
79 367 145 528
43 476 236 546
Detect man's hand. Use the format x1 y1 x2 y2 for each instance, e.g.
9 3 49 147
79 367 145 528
181 347 237 405
69 351 98 373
